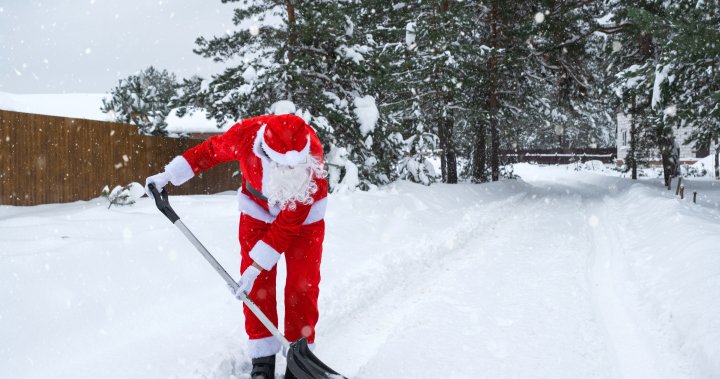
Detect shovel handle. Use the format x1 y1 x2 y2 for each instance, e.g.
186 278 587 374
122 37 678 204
148 183 180 223
147 182 292 350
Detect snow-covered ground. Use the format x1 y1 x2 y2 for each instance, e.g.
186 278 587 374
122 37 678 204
1 165 719 378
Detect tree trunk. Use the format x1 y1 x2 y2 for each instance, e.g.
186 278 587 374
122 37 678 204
439 120 447 182
661 148 672 187
437 116 458 183
444 117 458 183
489 4 500 181
440 0 449 12
286 0 297 63
658 127 673 187
630 95 638 180
436 0 457 184
472 122 487 182
716 146 719 180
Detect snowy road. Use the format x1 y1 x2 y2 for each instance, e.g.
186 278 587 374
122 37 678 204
1 165 719 378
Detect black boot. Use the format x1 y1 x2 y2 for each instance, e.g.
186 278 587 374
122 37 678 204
284 365 296 379
250 355 276 379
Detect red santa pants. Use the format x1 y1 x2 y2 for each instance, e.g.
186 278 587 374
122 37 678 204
239 213 324 358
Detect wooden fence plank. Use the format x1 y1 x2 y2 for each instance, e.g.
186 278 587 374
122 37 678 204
0 110 240 206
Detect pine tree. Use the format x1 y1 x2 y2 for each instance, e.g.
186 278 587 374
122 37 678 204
359 1 439 185
608 0 719 182
398 0 470 184
101 66 180 135
526 1 615 150
629 1 720 179
468 1 538 181
606 1 663 180
190 0 398 189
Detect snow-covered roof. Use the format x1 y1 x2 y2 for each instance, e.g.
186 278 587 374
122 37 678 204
0 92 112 121
0 91 228 134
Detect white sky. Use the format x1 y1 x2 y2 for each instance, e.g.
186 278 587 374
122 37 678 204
0 0 236 94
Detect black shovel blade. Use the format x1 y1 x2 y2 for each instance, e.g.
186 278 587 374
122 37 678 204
286 338 347 379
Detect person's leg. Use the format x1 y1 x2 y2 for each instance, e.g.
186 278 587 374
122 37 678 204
283 220 325 346
239 214 281 359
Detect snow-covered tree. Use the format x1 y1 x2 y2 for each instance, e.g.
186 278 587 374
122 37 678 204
190 0 399 189
101 183 144 208
101 66 180 135
526 0 615 150
607 0 719 182
628 1 720 179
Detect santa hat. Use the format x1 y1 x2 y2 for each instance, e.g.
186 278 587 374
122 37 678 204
261 114 311 166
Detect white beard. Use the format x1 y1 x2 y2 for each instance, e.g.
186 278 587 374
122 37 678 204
264 156 325 211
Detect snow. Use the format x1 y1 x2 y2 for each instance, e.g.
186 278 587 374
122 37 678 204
405 22 416 47
1 165 719 378
0 92 112 121
242 66 258 83
0 91 228 134
353 95 379 138
164 109 231 134
336 45 368 64
269 100 297 116
652 64 674 109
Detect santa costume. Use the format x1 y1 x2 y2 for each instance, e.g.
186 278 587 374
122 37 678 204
145 114 328 378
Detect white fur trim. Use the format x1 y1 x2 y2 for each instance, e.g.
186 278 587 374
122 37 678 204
165 156 194 185
303 197 327 224
238 191 276 223
238 192 327 225
249 240 281 270
262 133 311 166
248 336 281 358
253 126 274 211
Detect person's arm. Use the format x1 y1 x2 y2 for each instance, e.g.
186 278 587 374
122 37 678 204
233 200 313 297
145 121 247 196
179 122 244 177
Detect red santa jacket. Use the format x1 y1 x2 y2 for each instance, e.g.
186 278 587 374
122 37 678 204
174 114 328 270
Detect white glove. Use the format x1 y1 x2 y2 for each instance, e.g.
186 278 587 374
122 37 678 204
232 265 262 298
145 171 172 198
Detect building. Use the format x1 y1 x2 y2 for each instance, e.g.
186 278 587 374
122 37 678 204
616 113 716 166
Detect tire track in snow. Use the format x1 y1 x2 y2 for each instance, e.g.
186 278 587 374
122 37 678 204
585 196 664 379
317 190 530 375
323 182 615 378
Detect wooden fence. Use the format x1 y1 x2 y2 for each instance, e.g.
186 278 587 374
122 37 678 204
500 148 617 165
0 110 239 206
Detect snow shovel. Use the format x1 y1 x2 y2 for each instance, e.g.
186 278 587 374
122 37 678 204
147 183 347 379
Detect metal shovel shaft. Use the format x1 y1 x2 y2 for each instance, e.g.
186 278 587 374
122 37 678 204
173 219 291 351
148 183 347 378
147 183 290 350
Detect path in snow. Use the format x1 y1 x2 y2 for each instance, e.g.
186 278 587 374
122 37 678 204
317 168 716 378
322 178 617 378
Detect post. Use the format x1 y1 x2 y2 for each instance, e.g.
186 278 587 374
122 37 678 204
680 186 685 200
693 191 697 204
667 177 672 190
675 176 683 196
